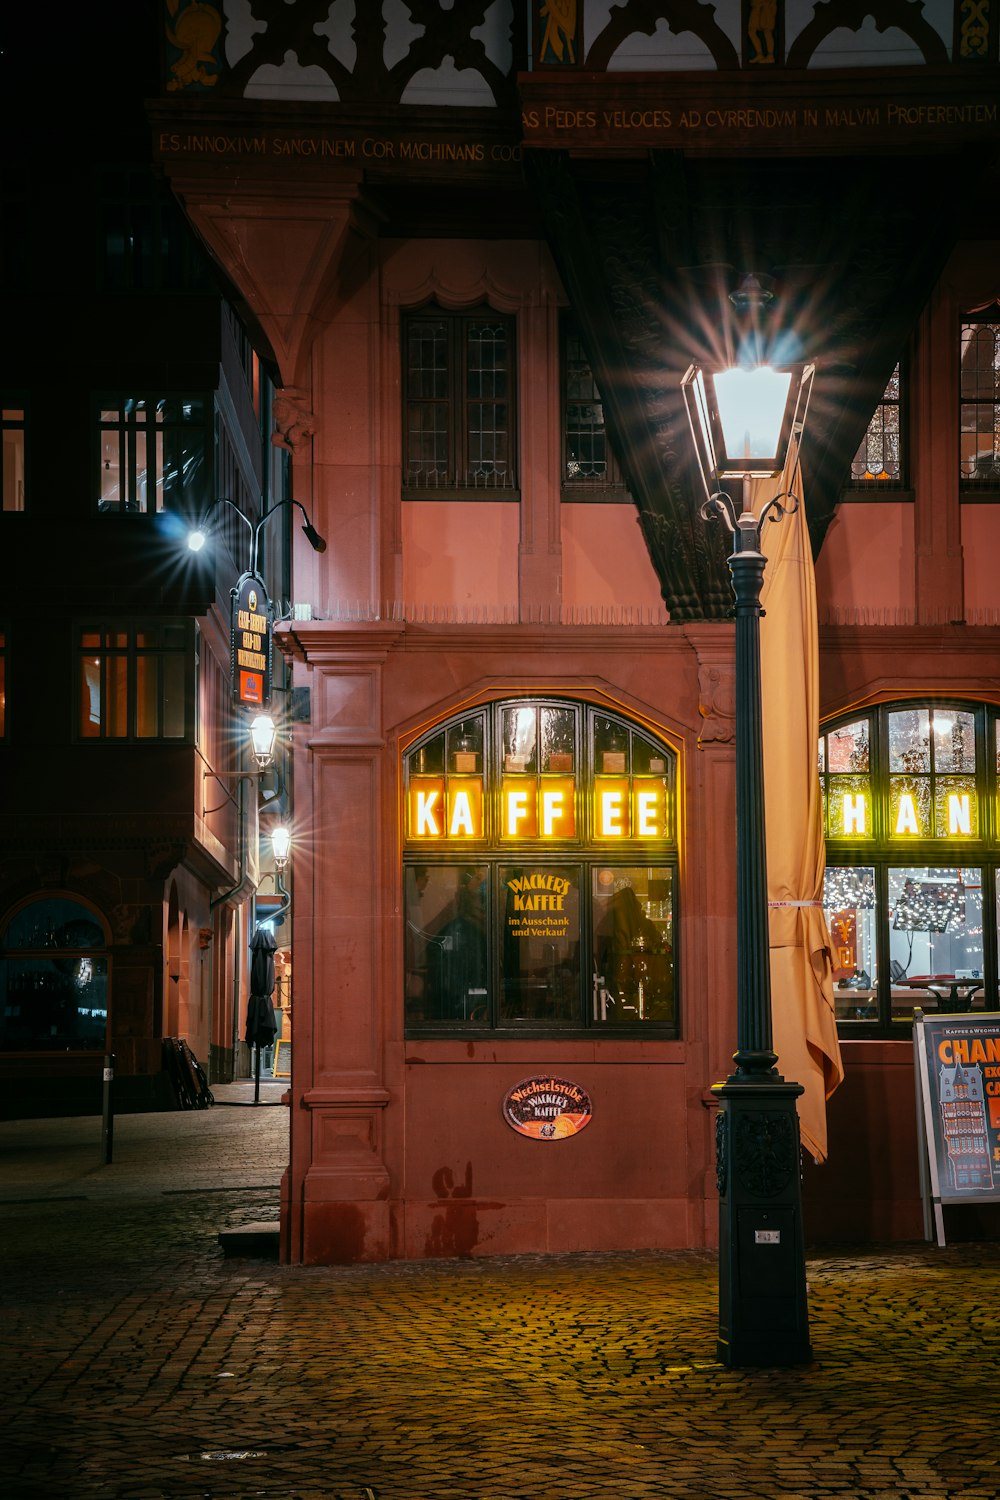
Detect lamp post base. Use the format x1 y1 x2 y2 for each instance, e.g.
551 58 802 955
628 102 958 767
712 1073 812 1368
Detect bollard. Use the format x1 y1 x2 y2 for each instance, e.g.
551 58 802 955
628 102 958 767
101 1053 115 1164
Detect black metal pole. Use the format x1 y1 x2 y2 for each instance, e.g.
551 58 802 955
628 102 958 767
711 483 811 1368
730 513 778 1075
101 1053 115 1164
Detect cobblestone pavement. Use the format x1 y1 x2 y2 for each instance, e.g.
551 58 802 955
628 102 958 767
1 1090 998 1499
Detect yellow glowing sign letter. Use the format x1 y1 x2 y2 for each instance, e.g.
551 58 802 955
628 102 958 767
635 789 661 837
542 789 564 836
506 788 529 837
416 789 441 837
449 790 476 837
948 793 972 836
600 790 625 837
842 793 867 836
895 793 920 836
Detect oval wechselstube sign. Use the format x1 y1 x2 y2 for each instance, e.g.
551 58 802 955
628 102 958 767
502 1076 593 1140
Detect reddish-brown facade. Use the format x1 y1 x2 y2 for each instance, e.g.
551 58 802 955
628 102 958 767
7 2 998 1252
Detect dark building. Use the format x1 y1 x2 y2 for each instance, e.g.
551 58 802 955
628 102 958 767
0 2 292 1115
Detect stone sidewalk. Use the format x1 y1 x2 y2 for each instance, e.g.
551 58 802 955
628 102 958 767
1 1093 997 1499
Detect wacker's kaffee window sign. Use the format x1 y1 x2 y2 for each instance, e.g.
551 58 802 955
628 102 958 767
230 572 273 708
403 699 678 1036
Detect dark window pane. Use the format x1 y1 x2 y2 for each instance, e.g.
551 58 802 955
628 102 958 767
0 957 109 1050
3 898 105 949
407 865 488 1024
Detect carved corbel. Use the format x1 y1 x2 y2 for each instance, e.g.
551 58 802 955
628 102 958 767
273 388 317 454
697 660 737 745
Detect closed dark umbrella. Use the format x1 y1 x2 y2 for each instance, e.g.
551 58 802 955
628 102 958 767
247 926 278 1104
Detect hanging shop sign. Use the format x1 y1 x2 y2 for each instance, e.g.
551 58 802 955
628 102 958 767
502 1075 594 1141
913 1011 1000 1247
231 572 273 708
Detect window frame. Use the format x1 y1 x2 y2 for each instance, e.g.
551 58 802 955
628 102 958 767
960 314 1000 499
0 894 110 1053
95 394 212 516
560 312 632 502
820 699 1000 1036
99 168 216 295
401 303 518 500
1 401 26 512
75 621 193 743
840 361 911 501
0 622 6 741
403 698 678 1038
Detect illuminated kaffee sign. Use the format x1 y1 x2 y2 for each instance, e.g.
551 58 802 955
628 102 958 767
407 775 669 842
231 572 273 708
409 778 484 838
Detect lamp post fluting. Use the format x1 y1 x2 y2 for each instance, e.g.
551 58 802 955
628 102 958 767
682 359 814 1368
727 500 780 1076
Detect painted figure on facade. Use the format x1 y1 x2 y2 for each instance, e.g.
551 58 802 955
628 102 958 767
539 0 578 63
165 0 223 92
748 0 778 63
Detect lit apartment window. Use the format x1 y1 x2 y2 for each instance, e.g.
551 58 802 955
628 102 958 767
849 364 903 487
2 406 25 511
77 623 189 740
960 320 1000 487
404 700 677 1035
97 397 210 514
819 701 1000 1036
562 315 630 499
402 305 516 496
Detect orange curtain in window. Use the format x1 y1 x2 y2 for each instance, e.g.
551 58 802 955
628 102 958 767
758 462 845 1163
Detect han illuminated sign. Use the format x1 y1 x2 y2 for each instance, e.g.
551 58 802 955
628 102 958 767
829 787 978 840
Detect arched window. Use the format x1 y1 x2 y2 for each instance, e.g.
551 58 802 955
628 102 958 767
403 699 678 1035
819 702 1000 1033
0 897 109 1051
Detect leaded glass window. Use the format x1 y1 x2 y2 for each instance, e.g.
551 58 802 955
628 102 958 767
850 363 903 486
960 320 1000 486
562 315 630 499
403 305 516 496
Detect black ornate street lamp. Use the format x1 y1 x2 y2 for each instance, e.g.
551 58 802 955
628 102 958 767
189 494 326 716
681 351 816 1368
188 495 327 574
